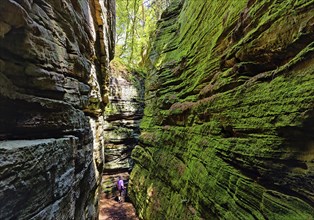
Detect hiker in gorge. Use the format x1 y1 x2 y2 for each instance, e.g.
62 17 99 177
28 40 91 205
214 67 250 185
117 176 125 202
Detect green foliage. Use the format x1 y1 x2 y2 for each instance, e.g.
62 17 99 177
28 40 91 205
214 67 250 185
115 0 171 71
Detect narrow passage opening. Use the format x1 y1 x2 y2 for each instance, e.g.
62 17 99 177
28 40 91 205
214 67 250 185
98 1 170 219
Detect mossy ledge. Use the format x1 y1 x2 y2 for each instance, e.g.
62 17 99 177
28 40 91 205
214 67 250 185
129 0 314 219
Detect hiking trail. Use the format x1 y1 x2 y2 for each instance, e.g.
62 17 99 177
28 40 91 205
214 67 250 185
99 193 139 220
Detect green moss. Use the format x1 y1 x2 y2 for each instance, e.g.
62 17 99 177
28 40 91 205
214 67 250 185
129 0 314 219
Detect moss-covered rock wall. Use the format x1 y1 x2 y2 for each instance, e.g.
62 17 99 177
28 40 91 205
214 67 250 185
129 0 314 219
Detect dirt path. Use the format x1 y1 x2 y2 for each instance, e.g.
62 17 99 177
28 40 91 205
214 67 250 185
99 194 139 220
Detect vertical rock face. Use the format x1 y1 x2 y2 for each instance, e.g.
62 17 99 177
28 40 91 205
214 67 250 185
129 0 314 219
0 0 115 219
102 64 144 197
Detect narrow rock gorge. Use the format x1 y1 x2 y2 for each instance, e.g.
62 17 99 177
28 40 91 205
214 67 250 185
1 0 313 219
129 0 314 219
102 63 144 197
0 0 115 219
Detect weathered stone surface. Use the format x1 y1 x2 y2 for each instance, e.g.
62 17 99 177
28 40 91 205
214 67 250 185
0 138 78 219
102 64 144 197
0 0 115 219
129 0 314 219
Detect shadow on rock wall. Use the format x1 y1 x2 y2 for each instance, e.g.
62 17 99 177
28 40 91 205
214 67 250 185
0 0 115 219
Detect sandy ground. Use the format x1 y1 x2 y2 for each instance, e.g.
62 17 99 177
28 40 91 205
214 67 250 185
99 194 139 220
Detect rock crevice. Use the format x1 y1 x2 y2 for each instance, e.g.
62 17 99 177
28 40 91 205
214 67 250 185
102 64 144 197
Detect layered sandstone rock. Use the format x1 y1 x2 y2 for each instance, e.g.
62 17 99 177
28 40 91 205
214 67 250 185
102 63 144 197
129 0 314 219
0 0 115 219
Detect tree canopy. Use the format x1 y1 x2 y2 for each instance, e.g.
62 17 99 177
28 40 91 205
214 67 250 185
114 0 171 71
